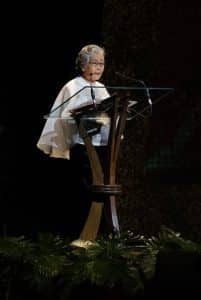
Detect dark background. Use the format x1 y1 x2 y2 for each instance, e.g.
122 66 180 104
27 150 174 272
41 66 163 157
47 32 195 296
1 2 105 238
102 0 201 242
1 1 201 241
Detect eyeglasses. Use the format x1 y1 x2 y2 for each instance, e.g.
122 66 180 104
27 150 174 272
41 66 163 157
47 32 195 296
89 62 105 67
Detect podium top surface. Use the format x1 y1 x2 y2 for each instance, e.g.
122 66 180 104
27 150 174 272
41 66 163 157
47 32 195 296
44 113 111 121
44 85 174 119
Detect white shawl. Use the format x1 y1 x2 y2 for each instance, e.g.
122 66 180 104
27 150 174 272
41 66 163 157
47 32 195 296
37 76 110 159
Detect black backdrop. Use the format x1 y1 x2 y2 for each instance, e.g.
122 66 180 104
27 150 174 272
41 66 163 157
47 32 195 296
1 2 104 237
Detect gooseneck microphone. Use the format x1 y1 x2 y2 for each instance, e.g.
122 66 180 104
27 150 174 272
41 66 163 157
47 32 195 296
90 73 97 110
115 71 152 114
137 78 152 114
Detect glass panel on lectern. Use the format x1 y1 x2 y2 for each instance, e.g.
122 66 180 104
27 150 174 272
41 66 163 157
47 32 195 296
44 85 174 122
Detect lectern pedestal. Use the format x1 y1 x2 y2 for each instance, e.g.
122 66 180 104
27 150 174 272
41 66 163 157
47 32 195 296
74 94 128 241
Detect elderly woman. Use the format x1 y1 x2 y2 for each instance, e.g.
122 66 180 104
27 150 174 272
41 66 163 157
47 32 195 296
36 44 112 239
37 44 110 160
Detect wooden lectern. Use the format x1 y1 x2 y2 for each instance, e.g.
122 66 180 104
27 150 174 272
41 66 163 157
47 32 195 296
45 85 174 242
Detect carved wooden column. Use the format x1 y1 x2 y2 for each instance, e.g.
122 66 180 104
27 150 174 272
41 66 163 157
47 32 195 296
77 93 129 241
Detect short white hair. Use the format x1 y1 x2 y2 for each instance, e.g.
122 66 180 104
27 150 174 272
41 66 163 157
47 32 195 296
75 44 105 73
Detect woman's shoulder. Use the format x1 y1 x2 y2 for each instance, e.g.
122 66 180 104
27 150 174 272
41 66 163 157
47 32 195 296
95 81 106 87
63 76 81 88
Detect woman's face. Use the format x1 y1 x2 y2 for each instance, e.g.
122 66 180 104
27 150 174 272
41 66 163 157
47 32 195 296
82 51 105 82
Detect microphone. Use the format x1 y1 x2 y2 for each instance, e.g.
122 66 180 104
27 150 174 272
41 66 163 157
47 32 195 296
138 80 153 115
90 73 97 110
115 71 152 114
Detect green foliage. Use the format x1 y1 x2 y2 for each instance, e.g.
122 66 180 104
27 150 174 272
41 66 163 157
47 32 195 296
0 236 33 259
0 227 200 299
146 225 201 253
69 235 145 296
